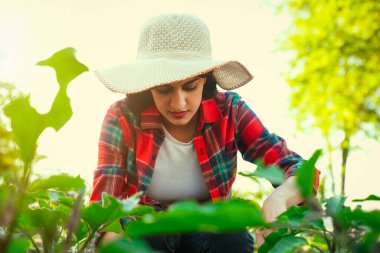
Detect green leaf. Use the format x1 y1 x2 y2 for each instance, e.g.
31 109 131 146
6 237 30 253
16 211 37 234
3 95 43 165
324 196 346 217
356 232 380 253
273 205 325 230
27 207 66 241
100 219 123 233
241 165 285 186
343 209 380 232
100 238 160 253
268 236 308 253
3 47 88 165
258 230 289 253
352 194 380 202
296 150 321 198
47 190 77 207
37 47 89 88
126 199 264 238
127 205 156 217
28 174 85 192
82 192 141 231
75 219 90 243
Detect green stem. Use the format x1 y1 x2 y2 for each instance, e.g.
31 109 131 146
24 232 41 253
0 163 31 252
326 137 336 195
62 189 85 253
297 228 333 250
78 229 97 253
310 244 324 253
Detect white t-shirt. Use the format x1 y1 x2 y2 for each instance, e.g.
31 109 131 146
145 126 211 204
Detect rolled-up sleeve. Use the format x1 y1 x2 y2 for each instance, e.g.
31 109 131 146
234 95 320 191
90 107 128 202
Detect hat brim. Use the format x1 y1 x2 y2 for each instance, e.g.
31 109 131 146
94 58 253 94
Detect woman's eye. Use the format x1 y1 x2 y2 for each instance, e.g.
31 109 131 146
156 87 171 94
183 85 197 91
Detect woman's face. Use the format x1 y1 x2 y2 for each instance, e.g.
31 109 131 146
150 76 206 131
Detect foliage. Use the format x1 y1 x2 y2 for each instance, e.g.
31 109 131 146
0 82 20 172
1 47 379 253
278 0 380 195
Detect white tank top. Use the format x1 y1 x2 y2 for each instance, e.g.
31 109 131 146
145 126 211 204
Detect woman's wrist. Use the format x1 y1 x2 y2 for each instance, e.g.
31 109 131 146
269 176 304 208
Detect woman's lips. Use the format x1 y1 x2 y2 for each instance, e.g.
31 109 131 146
170 111 188 118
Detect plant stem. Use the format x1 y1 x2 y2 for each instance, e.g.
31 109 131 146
0 163 31 252
62 189 85 253
24 232 41 253
296 228 333 251
340 128 351 196
78 229 96 253
310 244 324 253
326 137 336 195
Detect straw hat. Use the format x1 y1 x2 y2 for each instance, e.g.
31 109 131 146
95 13 253 94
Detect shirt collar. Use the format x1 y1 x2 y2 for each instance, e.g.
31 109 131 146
140 97 223 130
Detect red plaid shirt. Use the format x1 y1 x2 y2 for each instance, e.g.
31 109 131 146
90 91 319 207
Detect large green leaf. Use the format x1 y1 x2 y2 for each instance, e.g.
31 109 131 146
3 95 43 165
3 47 88 165
28 174 85 192
355 232 380 253
37 47 88 89
274 205 325 230
5 237 30 253
268 236 308 253
343 209 380 232
75 219 90 243
127 205 156 217
27 206 68 243
126 199 264 238
296 150 321 198
324 195 346 217
258 230 289 253
240 165 285 186
100 238 160 253
100 219 123 233
82 193 142 231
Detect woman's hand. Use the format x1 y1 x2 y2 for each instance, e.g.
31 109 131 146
256 193 287 247
101 232 123 244
256 176 304 248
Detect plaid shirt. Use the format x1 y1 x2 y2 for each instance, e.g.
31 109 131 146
90 91 319 207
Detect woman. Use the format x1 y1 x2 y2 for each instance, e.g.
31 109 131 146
90 13 319 252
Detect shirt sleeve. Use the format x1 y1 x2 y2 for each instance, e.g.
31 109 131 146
234 95 320 191
90 107 128 202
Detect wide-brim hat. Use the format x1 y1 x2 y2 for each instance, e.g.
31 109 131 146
95 13 254 94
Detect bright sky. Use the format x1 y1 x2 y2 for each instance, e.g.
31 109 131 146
0 0 379 209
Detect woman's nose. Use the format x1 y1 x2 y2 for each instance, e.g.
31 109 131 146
170 90 186 110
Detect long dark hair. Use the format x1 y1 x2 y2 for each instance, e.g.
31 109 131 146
126 72 217 116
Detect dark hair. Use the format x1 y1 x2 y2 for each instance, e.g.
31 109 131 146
126 72 217 116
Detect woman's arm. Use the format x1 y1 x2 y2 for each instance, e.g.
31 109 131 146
90 106 128 202
90 106 129 245
233 93 320 246
256 176 304 246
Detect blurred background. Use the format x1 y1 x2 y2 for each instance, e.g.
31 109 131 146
1 0 379 209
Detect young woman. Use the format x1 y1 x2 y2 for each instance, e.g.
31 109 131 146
90 13 320 252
